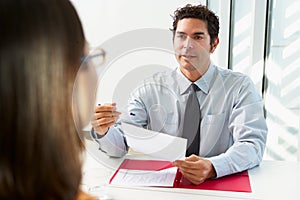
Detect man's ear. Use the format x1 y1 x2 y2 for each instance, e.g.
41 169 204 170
210 37 219 53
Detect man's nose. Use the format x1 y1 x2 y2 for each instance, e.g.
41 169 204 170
183 37 194 49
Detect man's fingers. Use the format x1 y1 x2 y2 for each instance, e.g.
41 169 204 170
94 121 115 133
94 111 121 119
92 118 116 127
180 170 205 185
179 165 197 176
91 102 120 136
185 154 201 162
173 159 201 170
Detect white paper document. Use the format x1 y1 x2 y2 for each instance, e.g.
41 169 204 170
110 167 177 187
121 123 187 161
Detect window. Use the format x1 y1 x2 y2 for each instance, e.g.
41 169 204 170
210 0 300 161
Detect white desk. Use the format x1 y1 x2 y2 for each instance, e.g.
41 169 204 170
82 139 300 200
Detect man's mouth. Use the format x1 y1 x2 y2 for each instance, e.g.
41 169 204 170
182 54 196 59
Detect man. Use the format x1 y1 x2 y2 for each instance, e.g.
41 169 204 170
91 4 267 185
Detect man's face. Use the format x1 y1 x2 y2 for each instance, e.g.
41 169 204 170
173 18 217 75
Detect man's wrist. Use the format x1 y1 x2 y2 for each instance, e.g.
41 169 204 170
209 163 217 179
206 159 217 179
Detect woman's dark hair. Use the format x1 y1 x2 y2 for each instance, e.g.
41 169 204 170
171 4 219 48
0 0 85 199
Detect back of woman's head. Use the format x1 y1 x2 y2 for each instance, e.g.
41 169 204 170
0 0 85 199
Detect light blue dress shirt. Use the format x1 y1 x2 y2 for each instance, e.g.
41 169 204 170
93 62 268 178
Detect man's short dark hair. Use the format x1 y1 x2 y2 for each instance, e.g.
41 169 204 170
171 4 219 47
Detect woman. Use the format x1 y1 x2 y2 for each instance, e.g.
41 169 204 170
0 0 96 199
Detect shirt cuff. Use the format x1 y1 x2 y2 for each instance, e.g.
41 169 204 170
91 128 107 140
206 154 231 178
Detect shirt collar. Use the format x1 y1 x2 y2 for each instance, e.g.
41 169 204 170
176 61 215 95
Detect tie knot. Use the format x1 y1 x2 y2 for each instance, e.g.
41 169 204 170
191 83 199 92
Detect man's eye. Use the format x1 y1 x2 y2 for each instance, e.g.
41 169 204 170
177 34 186 39
194 36 203 40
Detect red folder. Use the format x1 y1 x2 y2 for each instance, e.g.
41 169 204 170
109 159 252 193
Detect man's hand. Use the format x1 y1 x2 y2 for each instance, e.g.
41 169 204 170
173 155 216 185
91 103 121 136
